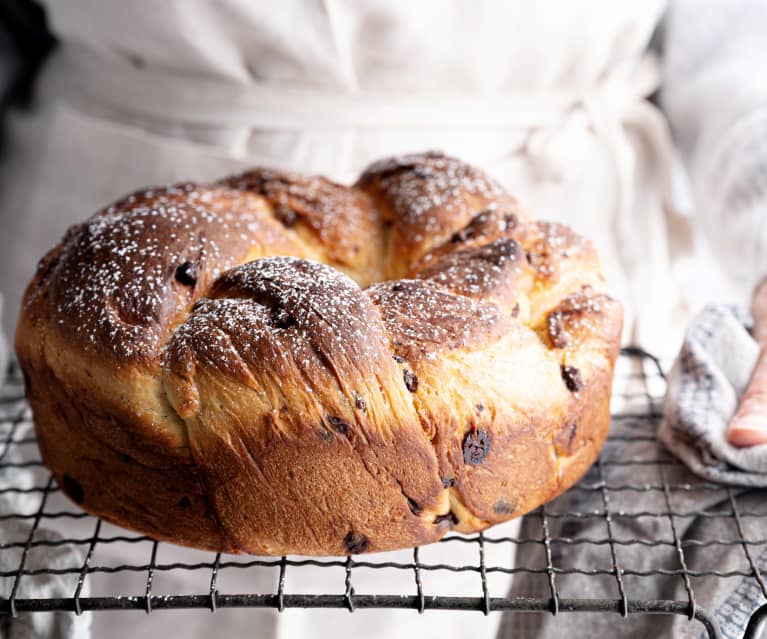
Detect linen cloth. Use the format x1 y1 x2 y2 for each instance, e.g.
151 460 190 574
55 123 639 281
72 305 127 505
661 0 767 305
659 305 767 487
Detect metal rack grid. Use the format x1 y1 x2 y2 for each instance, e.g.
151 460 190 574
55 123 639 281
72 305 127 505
1 347 766 639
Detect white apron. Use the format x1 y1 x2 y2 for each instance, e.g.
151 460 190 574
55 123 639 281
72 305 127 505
0 2 693 638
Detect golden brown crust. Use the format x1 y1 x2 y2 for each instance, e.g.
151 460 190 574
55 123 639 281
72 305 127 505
15 152 622 555
221 168 385 285
355 151 525 278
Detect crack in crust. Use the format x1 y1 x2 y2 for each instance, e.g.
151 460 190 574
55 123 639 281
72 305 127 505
16 151 623 556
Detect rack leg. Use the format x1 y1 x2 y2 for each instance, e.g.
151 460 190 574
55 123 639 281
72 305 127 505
743 603 767 639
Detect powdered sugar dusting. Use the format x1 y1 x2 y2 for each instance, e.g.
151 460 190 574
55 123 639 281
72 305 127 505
546 287 619 349
42 185 275 362
416 238 527 301
367 279 512 365
359 151 513 245
523 221 592 280
223 168 379 268
170 257 391 385
27 155 612 379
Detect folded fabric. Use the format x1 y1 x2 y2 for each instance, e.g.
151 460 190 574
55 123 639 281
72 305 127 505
659 304 767 486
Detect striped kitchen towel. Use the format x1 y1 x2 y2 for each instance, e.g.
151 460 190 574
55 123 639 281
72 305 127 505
660 304 767 486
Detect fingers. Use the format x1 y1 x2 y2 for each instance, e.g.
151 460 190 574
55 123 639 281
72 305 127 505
727 350 767 447
727 279 767 447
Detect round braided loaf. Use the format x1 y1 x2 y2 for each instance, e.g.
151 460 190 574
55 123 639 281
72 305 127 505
16 152 622 555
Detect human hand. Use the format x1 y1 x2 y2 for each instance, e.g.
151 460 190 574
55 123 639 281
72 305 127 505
727 278 767 447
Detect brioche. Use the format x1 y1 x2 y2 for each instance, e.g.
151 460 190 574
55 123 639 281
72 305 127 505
15 152 622 555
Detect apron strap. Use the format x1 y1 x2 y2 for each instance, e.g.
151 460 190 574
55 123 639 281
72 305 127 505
59 44 581 130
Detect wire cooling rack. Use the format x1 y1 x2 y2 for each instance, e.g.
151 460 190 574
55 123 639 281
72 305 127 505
1 347 767 639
